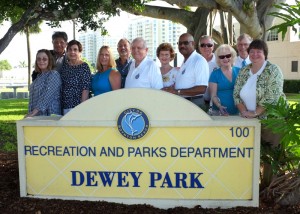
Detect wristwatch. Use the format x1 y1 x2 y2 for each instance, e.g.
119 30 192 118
177 90 181 95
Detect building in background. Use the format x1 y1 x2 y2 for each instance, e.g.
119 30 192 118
78 32 119 67
78 17 187 68
127 17 186 65
265 24 300 80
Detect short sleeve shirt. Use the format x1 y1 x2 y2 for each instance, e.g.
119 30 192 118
175 50 209 90
125 56 163 89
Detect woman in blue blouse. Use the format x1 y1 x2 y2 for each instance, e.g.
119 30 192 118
25 49 61 117
92 46 121 96
209 44 240 115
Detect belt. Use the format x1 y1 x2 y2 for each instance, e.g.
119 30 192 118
185 95 203 101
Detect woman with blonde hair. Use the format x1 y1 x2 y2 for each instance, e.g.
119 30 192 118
92 45 121 96
209 44 240 115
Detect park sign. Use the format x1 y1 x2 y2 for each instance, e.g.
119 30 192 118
17 88 260 209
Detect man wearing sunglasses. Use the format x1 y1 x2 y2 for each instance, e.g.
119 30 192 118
198 35 218 109
234 33 252 69
162 33 209 110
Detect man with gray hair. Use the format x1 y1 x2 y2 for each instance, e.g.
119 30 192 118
234 33 252 68
115 38 132 88
125 37 163 89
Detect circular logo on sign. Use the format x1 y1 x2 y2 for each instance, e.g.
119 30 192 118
117 108 149 140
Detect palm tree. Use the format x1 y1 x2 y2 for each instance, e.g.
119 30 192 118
10 13 42 87
22 22 42 87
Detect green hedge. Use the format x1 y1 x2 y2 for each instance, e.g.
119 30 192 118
284 80 300 93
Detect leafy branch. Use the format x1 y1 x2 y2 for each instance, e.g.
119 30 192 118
268 0 300 40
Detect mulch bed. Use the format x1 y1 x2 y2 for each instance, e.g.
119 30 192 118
1 151 300 213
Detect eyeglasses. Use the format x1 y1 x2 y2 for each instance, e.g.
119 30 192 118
37 58 48 62
200 43 213 48
218 54 232 59
177 41 192 46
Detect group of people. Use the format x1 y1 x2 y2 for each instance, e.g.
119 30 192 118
25 31 285 123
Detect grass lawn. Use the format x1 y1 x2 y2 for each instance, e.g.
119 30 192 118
0 99 28 151
0 93 299 152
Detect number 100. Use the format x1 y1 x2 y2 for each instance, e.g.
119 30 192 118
230 127 249 137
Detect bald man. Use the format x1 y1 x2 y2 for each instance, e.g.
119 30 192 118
163 33 209 109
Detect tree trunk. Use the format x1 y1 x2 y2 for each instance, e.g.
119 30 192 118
26 26 32 88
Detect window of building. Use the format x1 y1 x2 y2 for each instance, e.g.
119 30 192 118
291 61 298 72
267 29 278 41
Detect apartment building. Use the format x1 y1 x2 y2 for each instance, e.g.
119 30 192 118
78 32 119 66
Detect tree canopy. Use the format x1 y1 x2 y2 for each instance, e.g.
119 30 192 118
0 60 12 71
0 0 290 54
0 0 146 54
120 0 287 45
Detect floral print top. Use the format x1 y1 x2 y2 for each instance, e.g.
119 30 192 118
233 61 285 118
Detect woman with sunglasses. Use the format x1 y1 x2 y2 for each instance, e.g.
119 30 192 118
209 44 239 115
25 49 62 118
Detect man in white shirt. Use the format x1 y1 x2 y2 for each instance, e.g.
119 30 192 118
125 37 163 89
163 33 209 109
234 33 252 68
198 35 218 107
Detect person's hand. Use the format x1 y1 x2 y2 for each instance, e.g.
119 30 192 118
219 106 229 116
241 111 256 118
162 85 177 94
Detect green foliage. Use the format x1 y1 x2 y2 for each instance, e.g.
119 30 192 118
0 60 12 71
1 0 146 34
268 0 300 40
261 97 300 173
82 57 96 73
284 80 300 93
0 99 28 152
18 61 27 68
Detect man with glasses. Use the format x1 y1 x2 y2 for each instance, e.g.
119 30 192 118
163 33 209 110
125 37 163 89
198 35 218 108
234 33 252 68
115 38 132 88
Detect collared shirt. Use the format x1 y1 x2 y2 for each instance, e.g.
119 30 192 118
175 50 209 91
29 70 61 116
125 56 163 89
115 57 132 88
204 53 218 100
234 56 251 68
207 53 219 74
50 50 66 72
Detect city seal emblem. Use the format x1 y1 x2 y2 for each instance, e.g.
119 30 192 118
117 108 149 140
